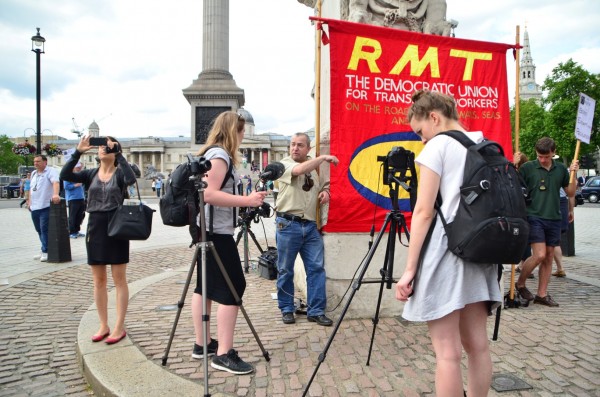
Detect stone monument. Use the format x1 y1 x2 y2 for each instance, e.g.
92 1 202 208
295 0 458 318
183 0 245 150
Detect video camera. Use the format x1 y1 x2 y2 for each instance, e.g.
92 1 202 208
186 154 212 176
238 161 284 225
377 146 415 186
239 202 274 225
377 146 418 210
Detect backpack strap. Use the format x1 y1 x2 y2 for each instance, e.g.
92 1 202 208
438 130 476 149
432 130 472 232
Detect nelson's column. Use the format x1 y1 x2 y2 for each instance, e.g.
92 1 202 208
183 0 244 150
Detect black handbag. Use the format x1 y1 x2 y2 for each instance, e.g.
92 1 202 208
108 181 155 240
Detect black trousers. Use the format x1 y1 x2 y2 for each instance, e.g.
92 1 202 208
68 199 86 234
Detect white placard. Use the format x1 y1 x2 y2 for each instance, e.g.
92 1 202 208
574 93 596 144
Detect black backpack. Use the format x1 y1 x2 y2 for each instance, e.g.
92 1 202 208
435 131 529 264
159 160 197 228
159 147 233 244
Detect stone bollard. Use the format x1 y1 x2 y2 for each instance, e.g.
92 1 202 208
560 221 575 257
47 200 72 262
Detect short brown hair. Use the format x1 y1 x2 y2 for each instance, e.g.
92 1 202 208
535 137 556 155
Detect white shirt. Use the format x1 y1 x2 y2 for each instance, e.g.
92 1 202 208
29 167 59 211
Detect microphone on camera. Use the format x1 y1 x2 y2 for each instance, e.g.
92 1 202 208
259 162 285 181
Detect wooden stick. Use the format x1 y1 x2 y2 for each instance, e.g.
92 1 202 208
314 0 322 160
315 0 323 229
570 140 581 184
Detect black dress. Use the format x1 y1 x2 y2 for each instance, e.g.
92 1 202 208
60 150 136 265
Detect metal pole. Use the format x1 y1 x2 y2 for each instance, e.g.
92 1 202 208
35 50 42 154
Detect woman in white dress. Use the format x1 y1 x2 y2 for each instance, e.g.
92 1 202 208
396 90 501 397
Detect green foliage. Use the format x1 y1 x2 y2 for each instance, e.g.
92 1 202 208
510 59 600 164
542 59 600 160
510 99 547 159
0 135 25 174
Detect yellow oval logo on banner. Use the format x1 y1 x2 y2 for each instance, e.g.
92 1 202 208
348 132 423 211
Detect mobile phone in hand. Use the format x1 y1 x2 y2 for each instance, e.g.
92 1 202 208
89 137 108 146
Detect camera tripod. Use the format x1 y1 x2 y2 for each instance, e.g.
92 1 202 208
161 173 270 397
303 177 412 396
235 214 264 273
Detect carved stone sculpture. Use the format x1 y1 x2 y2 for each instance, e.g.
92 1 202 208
144 165 165 180
299 0 457 37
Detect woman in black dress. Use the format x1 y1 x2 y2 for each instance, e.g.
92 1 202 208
61 135 136 345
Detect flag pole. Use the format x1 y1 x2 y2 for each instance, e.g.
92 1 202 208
514 25 521 153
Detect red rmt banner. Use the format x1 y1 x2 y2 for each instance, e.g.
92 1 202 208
323 18 516 233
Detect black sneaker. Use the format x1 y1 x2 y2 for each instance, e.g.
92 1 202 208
192 338 218 359
211 349 254 375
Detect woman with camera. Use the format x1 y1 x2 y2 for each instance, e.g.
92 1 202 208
60 135 136 345
395 90 501 397
190 111 267 375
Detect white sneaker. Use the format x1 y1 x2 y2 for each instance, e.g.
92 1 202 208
40 253 48 262
34 252 42 260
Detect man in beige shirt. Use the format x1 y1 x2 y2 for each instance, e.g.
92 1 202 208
275 133 339 326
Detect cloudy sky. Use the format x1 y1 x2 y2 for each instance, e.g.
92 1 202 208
1 0 599 140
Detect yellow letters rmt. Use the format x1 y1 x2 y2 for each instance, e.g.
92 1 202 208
347 36 492 81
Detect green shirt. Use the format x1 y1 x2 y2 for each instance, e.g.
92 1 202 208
519 159 569 220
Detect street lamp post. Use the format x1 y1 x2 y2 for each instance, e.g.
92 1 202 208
23 127 35 143
31 27 45 155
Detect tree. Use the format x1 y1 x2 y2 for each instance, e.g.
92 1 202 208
0 135 25 175
542 59 600 161
510 99 547 160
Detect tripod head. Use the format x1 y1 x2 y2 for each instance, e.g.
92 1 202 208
377 146 418 212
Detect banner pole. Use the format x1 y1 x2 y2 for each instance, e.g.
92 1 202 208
509 25 521 302
315 0 323 229
314 0 322 159
515 25 521 153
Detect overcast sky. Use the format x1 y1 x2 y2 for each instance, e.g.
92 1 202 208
1 0 599 140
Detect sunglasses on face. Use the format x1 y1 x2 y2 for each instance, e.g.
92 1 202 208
303 173 314 192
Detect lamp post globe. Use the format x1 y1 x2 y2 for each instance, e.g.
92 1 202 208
31 27 45 155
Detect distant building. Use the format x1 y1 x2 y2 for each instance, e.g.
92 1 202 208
519 27 543 104
13 117 298 177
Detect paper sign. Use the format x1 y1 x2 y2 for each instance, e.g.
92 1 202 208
575 93 596 144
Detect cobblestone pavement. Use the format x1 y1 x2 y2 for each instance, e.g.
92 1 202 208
0 203 599 396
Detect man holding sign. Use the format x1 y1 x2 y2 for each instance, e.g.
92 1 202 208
515 138 579 307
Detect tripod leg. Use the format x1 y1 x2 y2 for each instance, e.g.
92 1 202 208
235 226 244 246
367 216 398 366
303 214 392 396
247 228 264 254
208 244 270 362
243 227 250 273
161 243 200 366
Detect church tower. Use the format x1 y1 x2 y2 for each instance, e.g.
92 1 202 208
519 27 543 104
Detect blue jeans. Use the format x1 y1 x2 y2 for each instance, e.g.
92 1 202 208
31 207 50 253
276 217 326 316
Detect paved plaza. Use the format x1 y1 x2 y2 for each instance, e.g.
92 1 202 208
0 198 599 396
